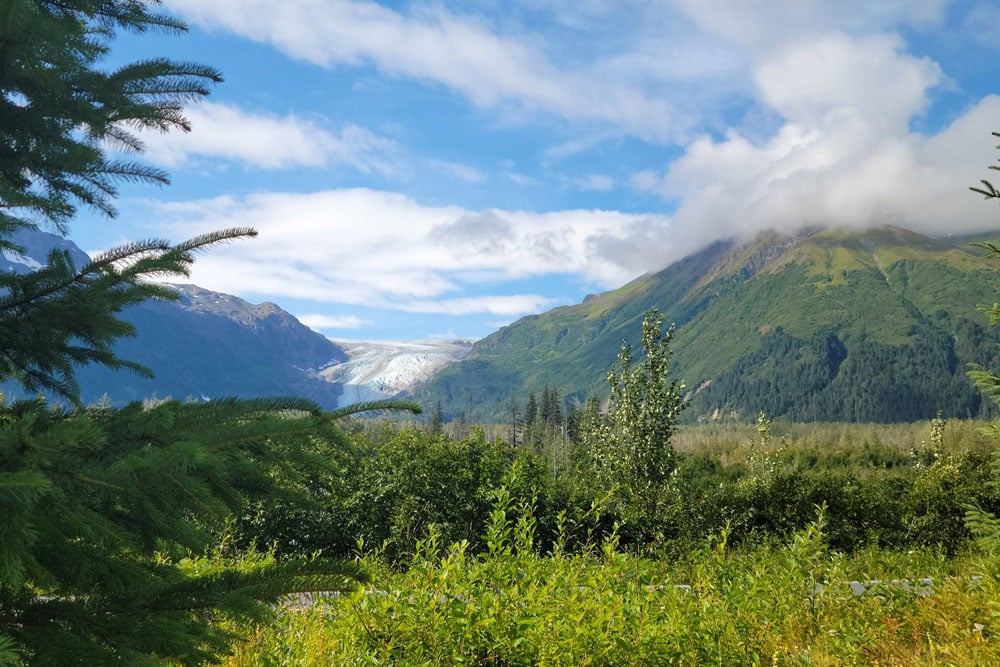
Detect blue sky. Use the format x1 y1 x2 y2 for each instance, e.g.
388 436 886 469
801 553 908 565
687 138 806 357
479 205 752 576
71 0 1000 341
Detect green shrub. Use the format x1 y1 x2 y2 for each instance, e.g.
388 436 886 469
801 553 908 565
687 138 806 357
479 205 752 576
228 490 1000 666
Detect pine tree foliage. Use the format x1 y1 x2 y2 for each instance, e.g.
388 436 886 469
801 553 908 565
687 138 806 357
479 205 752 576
326 398 422 422
0 0 221 236
965 132 1000 556
967 135 1000 406
0 228 256 403
429 400 444 436
539 386 559 425
0 2 424 663
969 131 1000 203
0 0 234 404
0 396 401 665
525 392 538 426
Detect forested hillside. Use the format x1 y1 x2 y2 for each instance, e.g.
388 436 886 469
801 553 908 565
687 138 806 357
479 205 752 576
416 226 1000 423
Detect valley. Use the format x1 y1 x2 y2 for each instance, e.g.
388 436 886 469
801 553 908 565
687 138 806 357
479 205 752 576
9 4 1000 664
14 224 1000 426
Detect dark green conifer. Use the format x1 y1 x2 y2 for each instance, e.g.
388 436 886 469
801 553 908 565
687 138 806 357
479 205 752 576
525 392 538 426
0 0 221 236
0 2 422 663
430 400 444 435
0 396 403 665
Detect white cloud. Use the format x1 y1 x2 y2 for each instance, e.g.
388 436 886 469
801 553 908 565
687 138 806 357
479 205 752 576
297 314 373 330
753 33 941 130
575 174 615 192
661 91 1000 245
141 101 401 174
144 188 677 316
596 28 1000 249
428 159 486 183
163 0 685 142
670 0 947 51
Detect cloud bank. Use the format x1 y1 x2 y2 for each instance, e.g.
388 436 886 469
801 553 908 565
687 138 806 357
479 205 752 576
655 32 1000 248
148 189 673 317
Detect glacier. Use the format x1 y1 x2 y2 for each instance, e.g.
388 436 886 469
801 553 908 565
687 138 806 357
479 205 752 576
322 338 473 404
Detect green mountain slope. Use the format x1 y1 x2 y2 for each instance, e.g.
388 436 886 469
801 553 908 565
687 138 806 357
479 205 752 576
415 226 1000 423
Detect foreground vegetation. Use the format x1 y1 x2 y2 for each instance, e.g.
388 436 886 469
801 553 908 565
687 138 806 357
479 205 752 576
0 2 413 663
6 1 1000 664
219 417 1000 665
230 524 1000 665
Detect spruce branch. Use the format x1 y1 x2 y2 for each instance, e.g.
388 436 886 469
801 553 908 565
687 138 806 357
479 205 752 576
327 398 423 421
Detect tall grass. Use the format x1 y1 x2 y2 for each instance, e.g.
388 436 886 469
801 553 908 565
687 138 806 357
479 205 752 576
672 419 998 460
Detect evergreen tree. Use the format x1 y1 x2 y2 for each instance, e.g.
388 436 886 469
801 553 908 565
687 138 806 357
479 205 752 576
0 395 419 665
968 132 1000 401
0 229 256 402
0 0 233 402
525 392 538 426
543 385 562 426
0 2 424 663
0 0 221 236
970 131 1000 203
429 400 444 436
507 395 520 447
456 411 469 440
961 132 1000 553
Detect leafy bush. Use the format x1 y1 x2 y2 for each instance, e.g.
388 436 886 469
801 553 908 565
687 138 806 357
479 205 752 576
338 427 550 561
228 488 1000 666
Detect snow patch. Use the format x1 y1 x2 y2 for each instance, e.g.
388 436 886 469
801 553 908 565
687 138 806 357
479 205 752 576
1 248 43 271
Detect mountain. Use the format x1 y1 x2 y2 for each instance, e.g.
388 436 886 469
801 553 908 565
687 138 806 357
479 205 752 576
13 224 1000 422
1 228 91 274
73 284 349 407
321 339 474 404
414 226 1000 423
2 229 349 407
3 228 473 409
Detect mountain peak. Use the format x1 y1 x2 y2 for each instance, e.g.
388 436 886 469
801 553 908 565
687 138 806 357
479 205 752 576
166 284 298 328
